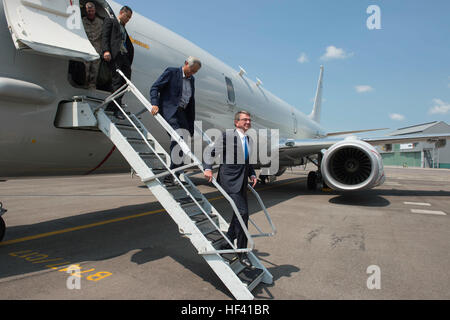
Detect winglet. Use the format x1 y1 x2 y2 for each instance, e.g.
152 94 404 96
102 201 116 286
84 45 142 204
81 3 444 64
309 65 324 123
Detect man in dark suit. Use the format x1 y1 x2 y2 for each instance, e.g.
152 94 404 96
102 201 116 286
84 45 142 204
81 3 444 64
204 111 258 268
102 6 134 119
149 57 202 182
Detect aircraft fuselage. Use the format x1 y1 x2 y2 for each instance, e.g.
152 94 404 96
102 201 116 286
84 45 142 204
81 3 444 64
0 0 326 177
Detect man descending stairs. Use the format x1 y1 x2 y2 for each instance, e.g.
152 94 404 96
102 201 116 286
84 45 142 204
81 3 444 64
58 70 276 300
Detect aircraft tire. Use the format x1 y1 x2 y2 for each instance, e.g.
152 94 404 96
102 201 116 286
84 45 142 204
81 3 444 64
0 217 5 242
307 171 317 190
259 175 268 185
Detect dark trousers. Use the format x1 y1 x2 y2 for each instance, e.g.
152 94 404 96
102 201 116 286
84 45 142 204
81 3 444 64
167 108 190 170
106 54 132 111
226 183 249 250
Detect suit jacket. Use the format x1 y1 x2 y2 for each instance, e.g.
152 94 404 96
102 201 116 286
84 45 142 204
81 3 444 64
204 129 256 194
150 67 196 135
101 17 134 64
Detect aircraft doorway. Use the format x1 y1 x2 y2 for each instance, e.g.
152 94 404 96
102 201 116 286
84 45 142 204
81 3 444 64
68 0 116 91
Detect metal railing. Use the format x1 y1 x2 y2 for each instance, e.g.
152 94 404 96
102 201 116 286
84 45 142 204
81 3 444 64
95 69 259 255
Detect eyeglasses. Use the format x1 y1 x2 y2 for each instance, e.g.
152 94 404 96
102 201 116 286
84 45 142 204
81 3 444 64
239 118 251 122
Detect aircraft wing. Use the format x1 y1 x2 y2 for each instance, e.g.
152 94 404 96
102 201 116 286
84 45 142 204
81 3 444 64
279 133 450 157
277 132 450 191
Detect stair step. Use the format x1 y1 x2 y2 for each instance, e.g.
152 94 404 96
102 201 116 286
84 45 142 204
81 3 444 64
221 252 239 265
166 183 194 199
189 212 212 223
117 125 145 140
182 199 211 216
105 111 132 125
237 268 265 291
128 138 155 153
204 229 225 244
96 85 273 300
195 215 220 234
116 122 141 130
140 153 168 170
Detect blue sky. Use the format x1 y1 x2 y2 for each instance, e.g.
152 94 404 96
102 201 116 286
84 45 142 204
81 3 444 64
123 0 450 134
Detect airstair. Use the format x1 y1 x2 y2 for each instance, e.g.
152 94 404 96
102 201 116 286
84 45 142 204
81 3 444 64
424 149 434 168
59 70 276 300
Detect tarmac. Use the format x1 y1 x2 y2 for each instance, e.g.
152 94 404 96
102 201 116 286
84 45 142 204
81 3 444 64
0 165 449 300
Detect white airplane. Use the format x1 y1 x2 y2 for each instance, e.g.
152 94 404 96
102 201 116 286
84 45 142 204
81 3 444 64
0 0 449 235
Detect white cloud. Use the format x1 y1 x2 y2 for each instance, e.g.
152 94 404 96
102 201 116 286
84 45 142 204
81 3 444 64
390 113 405 121
297 52 309 64
429 99 450 114
355 85 374 93
320 45 353 61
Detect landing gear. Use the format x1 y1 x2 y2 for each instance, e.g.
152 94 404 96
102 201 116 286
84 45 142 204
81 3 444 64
0 202 6 242
259 175 268 185
307 171 318 190
0 217 5 242
306 154 329 191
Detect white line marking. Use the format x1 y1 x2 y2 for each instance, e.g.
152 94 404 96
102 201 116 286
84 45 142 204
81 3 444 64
403 202 431 206
410 209 447 216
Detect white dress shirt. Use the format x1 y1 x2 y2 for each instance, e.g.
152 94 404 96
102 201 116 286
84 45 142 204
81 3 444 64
236 128 249 158
236 129 256 180
205 129 256 180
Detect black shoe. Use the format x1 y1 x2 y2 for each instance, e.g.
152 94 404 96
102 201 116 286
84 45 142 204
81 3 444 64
219 243 233 251
0 202 6 215
163 175 175 186
239 254 255 269
113 110 125 120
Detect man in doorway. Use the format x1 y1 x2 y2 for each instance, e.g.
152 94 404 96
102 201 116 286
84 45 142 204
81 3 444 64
102 5 134 119
203 111 258 268
149 57 202 184
82 2 103 89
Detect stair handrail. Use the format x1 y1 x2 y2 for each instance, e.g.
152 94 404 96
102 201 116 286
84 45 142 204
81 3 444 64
99 70 255 255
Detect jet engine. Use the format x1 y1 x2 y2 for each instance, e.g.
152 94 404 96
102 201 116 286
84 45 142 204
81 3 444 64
321 137 385 191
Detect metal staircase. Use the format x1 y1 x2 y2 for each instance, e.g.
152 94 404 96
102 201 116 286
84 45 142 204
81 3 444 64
424 149 434 168
66 70 276 300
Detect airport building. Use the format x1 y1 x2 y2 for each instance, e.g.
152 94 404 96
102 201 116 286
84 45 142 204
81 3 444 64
378 121 450 169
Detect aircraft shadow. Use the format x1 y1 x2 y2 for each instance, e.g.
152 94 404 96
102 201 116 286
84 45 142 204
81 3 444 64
0 177 305 299
1 176 447 298
328 189 450 207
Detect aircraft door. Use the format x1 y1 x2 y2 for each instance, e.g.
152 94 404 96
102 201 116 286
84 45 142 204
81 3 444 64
3 0 99 61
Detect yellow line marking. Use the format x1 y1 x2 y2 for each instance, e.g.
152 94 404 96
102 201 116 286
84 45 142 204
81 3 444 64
0 209 165 246
0 179 302 247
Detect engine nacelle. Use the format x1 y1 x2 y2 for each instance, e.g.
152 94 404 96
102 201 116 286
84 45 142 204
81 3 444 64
321 137 385 191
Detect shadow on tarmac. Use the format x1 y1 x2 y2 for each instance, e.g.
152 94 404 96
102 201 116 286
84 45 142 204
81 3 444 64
0 177 307 298
1 175 449 298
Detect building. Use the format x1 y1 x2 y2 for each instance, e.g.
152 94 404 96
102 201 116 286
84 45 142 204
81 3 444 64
378 121 450 169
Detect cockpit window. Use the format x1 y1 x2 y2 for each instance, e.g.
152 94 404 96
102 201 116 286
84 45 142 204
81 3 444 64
225 77 235 104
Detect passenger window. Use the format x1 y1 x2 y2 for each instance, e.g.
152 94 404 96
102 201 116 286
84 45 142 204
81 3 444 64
225 77 235 104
